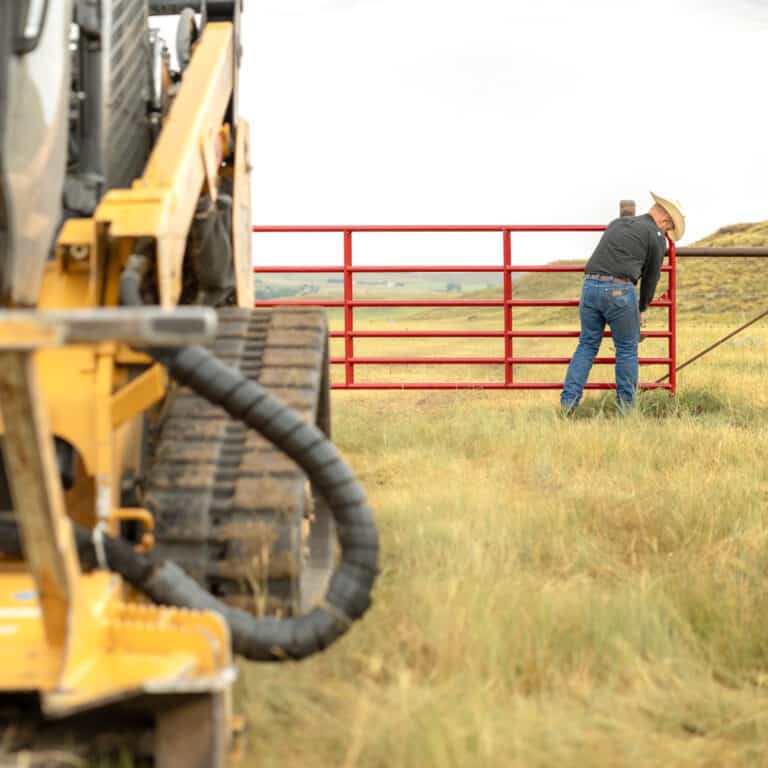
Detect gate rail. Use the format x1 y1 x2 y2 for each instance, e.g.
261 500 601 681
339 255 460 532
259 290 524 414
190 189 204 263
252 225 676 391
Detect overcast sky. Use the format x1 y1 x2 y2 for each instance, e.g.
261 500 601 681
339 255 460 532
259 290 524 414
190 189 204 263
233 0 768 265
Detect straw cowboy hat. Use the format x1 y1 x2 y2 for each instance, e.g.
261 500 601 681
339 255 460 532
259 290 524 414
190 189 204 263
650 192 685 242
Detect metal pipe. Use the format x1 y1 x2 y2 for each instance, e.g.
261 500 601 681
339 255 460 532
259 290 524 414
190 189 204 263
620 200 636 217
330 382 673 391
328 330 672 339
343 231 354 386
335 330 507 338
256 298 671 308
503 230 513 385
669 240 677 392
253 225 607 233
329 356 672 366
676 247 768 257
253 264 673 274
656 306 768 384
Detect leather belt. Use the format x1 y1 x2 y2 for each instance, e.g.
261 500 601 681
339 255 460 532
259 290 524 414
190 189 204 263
584 273 633 285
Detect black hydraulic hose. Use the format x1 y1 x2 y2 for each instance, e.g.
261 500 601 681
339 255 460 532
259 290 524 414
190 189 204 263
35 257 378 661
0 515 154 591
139 344 380 660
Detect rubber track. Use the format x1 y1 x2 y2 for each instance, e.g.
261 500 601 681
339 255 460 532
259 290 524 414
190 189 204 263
144 307 328 615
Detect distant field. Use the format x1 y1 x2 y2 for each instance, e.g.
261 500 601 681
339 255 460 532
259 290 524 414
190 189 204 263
255 271 507 300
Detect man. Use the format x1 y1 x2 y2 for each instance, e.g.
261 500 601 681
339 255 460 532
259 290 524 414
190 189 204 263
560 192 685 413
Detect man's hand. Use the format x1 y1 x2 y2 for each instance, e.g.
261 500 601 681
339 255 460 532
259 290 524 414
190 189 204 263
639 311 647 328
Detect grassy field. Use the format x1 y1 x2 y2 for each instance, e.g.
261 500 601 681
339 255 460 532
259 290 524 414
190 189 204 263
9 227 762 767
237 228 768 767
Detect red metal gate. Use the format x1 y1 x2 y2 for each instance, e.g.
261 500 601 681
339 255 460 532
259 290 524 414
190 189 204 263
252 225 676 392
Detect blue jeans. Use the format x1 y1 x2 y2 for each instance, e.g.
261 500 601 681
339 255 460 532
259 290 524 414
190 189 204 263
561 279 640 408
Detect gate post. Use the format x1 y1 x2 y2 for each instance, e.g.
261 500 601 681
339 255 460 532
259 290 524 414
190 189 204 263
620 199 636 217
669 239 677 394
503 229 512 386
343 231 354 385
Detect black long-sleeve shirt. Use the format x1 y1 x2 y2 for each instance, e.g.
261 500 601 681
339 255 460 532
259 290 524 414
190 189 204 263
584 214 667 312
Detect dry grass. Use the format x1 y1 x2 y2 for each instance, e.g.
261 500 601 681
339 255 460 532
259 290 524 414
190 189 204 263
238 222 768 765
24 222 767 766
237 298 768 767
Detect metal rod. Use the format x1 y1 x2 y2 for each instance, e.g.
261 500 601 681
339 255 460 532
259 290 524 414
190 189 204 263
331 330 507 338
0 308 217 348
620 199 636 217
253 225 607 233
330 356 671 366
258 298 668 308
330 382 673 391
508 330 671 338
253 264 672 274
503 230 513 385
343 231 354 386
669 240 677 393
252 264 666 273
327 330 672 338
655 305 768 383
676 247 768 257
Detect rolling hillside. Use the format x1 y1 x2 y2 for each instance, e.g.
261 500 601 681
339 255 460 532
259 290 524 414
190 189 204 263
678 222 768 317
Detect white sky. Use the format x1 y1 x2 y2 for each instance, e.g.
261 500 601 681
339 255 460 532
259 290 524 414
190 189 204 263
166 0 768 266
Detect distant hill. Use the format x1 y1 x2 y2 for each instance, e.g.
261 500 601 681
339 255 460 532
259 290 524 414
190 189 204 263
691 221 768 248
678 222 768 317
510 260 584 300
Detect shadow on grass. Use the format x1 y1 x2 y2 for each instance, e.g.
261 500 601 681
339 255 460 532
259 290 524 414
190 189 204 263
570 387 763 426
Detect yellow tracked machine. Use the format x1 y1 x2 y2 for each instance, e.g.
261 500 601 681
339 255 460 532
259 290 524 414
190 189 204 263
0 2 378 764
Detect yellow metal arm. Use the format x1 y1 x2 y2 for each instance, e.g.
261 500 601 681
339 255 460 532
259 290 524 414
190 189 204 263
95 23 236 306
0 350 80 650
